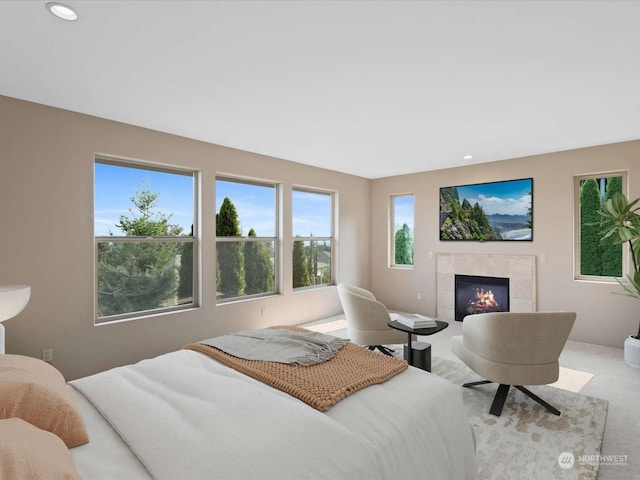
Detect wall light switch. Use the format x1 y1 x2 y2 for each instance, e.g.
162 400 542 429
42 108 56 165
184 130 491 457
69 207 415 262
540 254 547 263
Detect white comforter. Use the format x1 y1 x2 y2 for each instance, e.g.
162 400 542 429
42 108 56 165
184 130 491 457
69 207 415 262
70 349 476 480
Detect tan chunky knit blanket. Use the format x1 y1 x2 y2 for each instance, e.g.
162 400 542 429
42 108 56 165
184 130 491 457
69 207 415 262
183 326 408 411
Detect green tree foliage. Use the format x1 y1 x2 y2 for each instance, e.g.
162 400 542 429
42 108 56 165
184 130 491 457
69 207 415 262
216 197 245 299
216 197 241 236
439 187 499 240
304 240 332 285
293 237 312 288
177 225 194 302
597 191 640 338
308 238 318 282
580 179 604 275
394 223 414 265
601 177 623 276
244 228 275 295
580 177 624 277
470 202 492 238
318 241 332 284
97 184 182 317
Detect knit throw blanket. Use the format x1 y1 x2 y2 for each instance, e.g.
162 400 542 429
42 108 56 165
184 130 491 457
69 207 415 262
183 326 408 411
197 328 350 366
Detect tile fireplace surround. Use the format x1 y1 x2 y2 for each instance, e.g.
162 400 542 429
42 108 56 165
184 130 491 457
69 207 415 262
436 253 537 321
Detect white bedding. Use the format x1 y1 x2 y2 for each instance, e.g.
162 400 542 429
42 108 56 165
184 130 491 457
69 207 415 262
70 349 476 479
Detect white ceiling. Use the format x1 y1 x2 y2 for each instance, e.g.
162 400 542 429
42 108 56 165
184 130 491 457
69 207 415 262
2 1 640 179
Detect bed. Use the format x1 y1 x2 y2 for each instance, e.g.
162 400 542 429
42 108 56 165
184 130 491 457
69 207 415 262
2 331 477 479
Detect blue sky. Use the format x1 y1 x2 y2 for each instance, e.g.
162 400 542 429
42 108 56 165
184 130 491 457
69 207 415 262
215 181 332 238
292 189 332 237
394 195 414 231
215 180 276 237
95 164 332 237
95 163 194 236
456 178 532 216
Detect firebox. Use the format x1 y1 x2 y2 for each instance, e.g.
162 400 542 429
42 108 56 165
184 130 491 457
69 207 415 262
454 274 509 321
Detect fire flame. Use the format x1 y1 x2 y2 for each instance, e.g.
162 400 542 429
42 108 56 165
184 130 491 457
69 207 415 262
467 288 500 312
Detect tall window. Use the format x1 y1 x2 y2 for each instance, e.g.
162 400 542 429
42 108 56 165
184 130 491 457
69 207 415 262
391 194 414 267
94 158 197 322
216 178 277 302
576 172 625 280
292 188 334 289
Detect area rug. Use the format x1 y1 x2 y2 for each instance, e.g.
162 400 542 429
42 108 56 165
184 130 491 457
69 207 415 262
428 355 608 480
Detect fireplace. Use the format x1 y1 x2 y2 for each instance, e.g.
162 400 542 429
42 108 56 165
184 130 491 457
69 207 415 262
454 274 509 321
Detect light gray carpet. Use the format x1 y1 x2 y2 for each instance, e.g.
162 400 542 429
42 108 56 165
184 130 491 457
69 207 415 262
423 355 608 480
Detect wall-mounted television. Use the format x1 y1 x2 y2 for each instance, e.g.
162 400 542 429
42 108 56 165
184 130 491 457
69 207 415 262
440 177 533 241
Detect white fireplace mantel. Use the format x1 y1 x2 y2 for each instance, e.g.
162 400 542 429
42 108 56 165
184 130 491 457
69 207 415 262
436 253 537 321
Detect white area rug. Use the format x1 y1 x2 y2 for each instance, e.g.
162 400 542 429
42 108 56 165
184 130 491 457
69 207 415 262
428 356 608 480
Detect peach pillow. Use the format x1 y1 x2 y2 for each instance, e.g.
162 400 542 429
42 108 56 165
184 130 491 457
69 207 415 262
0 354 89 448
0 417 82 480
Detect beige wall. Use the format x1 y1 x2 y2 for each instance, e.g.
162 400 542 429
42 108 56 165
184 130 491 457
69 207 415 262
0 96 371 379
2 95 637 379
371 141 640 348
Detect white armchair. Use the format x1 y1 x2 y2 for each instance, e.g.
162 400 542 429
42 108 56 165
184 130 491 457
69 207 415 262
337 284 406 355
450 311 576 416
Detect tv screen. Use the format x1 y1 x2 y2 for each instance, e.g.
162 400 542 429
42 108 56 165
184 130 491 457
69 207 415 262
440 177 533 241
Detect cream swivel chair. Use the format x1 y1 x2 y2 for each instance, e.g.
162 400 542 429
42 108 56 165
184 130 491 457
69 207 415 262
450 311 576 416
337 283 406 355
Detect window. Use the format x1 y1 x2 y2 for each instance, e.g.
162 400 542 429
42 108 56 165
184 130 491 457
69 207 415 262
576 172 626 280
292 188 334 288
216 178 277 302
391 194 414 267
94 158 197 322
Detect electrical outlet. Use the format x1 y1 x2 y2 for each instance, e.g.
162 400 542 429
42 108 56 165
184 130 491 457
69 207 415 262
416 292 422 300
261 306 267 317
42 349 53 362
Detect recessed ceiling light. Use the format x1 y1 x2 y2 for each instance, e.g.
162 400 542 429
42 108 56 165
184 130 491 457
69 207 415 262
463 155 473 160
46 2 79 21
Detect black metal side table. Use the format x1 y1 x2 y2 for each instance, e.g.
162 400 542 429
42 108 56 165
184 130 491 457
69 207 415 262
388 320 449 371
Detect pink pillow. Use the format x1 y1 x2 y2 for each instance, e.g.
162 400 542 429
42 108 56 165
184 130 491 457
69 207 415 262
0 354 89 448
0 417 82 479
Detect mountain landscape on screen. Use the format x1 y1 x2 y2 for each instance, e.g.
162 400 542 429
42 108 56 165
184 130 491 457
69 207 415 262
439 179 533 241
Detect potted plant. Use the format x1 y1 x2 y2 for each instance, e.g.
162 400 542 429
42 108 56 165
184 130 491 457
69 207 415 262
597 192 640 367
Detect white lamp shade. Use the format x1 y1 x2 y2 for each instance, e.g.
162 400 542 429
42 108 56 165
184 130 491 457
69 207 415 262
0 285 31 322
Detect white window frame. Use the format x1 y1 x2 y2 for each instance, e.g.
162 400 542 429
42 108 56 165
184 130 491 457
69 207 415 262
292 187 336 289
94 157 199 324
574 171 628 282
215 176 280 303
389 193 415 269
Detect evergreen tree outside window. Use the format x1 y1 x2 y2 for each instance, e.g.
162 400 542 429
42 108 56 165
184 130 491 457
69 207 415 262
216 178 277 302
576 173 625 280
94 159 197 323
245 228 275 295
292 188 334 289
391 195 414 267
